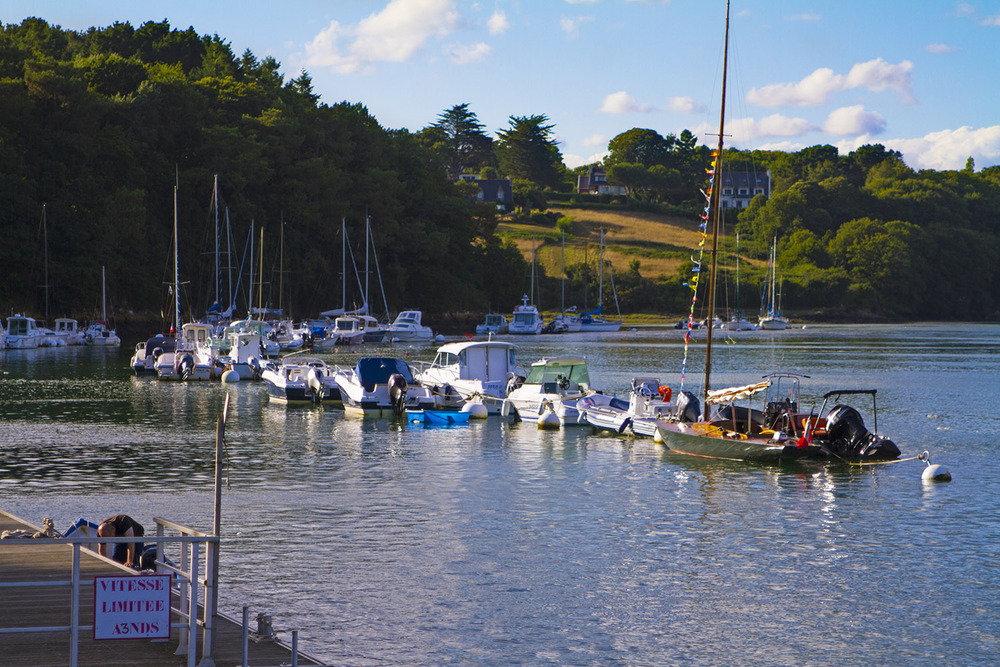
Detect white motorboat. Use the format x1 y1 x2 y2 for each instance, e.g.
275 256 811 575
53 318 84 345
334 356 441 417
475 313 509 335
508 295 543 335
332 316 366 345
260 357 341 404
580 378 676 437
504 356 616 426
156 323 219 381
360 315 389 343
388 310 434 342
83 320 121 346
414 340 520 414
131 335 175 375
5 314 45 349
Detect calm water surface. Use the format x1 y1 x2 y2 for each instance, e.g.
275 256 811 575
2 323 998 665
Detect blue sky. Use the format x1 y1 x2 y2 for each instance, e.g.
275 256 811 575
4 0 1000 171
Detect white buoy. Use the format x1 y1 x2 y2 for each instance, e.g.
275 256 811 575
653 428 664 443
221 369 241 383
538 411 561 430
922 464 952 482
462 401 489 419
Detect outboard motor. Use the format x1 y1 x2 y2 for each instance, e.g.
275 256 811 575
307 368 324 404
824 404 900 459
388 373 408 416
177 353 195 381
506 373 525 396
248 357 263 381
674 390 701 423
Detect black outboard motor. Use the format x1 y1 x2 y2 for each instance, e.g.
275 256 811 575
388 373 408 416
824 404 900 460
674 390 701 423
248 357 263 381
177 353 195 381
506 373 525 395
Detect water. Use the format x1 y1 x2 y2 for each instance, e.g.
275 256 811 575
2 324 999 665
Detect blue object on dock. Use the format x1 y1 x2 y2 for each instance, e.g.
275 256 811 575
62 518 99 538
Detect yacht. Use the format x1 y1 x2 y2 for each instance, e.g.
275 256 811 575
388 310 433 342
475 313 509 336
5 314 45 349
508 295 543 335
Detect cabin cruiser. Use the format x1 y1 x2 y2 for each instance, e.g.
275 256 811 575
331 316 366 345
388 310 433 342
5 314 45 349
82 320 121 346
508 295 543 335
580 377 676 437
217 323 265 380
475 313 509 336
155 323 219 381
334 356 441 417
414 341 519 414
260 357 341 403
504 356 616 426
53 318 84 345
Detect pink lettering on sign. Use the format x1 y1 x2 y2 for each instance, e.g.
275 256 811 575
93 575 171 641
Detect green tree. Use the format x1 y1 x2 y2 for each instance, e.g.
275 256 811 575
426 103 493 180
496 114 563 189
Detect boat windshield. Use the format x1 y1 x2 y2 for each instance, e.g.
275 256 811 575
355 357 414 385
524 361 589 387
513 313 536 325
335 319 356 332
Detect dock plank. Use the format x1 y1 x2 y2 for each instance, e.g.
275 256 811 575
1 511 320 666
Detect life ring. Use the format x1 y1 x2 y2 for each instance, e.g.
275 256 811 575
658 385 672 402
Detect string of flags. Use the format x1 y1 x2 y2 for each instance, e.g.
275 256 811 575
679 150 717 392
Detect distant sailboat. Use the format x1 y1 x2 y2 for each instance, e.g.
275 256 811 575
579 229 622 332
759 237 788 330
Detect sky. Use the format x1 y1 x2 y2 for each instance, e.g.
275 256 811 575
3 0 1000 172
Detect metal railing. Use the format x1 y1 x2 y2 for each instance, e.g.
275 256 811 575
0 517 218 667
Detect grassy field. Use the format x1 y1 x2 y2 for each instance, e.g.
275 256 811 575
497 205 703 281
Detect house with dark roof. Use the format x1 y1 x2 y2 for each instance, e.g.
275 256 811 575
719 166 771 209
471 178 513 212
577 166 627 195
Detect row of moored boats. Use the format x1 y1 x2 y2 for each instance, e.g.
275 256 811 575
0 314 120 349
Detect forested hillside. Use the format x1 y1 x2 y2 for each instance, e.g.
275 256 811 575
0 18 525 324
2 17 999 325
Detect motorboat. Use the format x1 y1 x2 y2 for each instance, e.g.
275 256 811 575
504 356 616 427
82 320 121 346
267 320 305 352
156 323 219 381
414 340 519 414
331 316 366 345
359 315 389 343
508 295 543 335
217 323 265 380
260 357 341 404
5 314 45 349
54 318 84 345
388 310 433 342
475 313 509 335
580 377 676 437
544 310 582 334
131 335 176 375
334 356 441 417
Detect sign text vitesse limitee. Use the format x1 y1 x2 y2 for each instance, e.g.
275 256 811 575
93 575 171 640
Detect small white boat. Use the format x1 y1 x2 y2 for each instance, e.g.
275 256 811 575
217 324 265 380
359 315 389 343
53 318 84 345
475 313 509 335
82 320 121 346
508 295 543 335
332 316 366 345
388 310 433 342
504 356 616 427
261 358 341 403
156 323 219 381
131 335 175 375
580 378 676 437
334 356 441 417
5 314 45 349
414 340 520 414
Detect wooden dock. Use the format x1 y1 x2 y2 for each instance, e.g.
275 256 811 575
0 511 321 667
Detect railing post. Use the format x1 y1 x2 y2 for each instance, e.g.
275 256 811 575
70 544 81 667
175 534 189 655
187 542 200 667
242 605 249 667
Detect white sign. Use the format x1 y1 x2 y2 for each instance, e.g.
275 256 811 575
93 575 171 640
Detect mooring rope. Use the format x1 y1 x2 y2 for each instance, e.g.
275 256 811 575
845 450 930 468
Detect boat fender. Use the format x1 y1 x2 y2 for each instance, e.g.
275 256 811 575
462 401 489 419
500 399 511 418
658 386 672 402
922 463 952 482
221 369 240 383
538 410 561 430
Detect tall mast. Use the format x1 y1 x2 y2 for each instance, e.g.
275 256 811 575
598 228 605 312
41 203 49 323
174 184 181 333
702 0 730 411
342 217 347 311
213 174 220 311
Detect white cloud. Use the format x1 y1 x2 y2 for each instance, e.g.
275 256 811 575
746 58 913 107
688 114 816 145
582 133 607 148
981 14 1000 26
305 0 459 74
448 42 491 64
823 105 886 136
886 125 1000 170
668 96 706 114
925 43 959 53
599 91 655 114
564 151 610 170
560 15 594 37
488 11 509 35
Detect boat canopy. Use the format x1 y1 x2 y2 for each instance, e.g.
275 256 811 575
705 380 771 406
355 357 414 389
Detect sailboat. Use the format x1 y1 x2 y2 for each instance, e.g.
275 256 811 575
758 237 788 330
724 232 756 331
545 231 581 333
653 1 899 463
83 266 121 346
578 229 622 332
